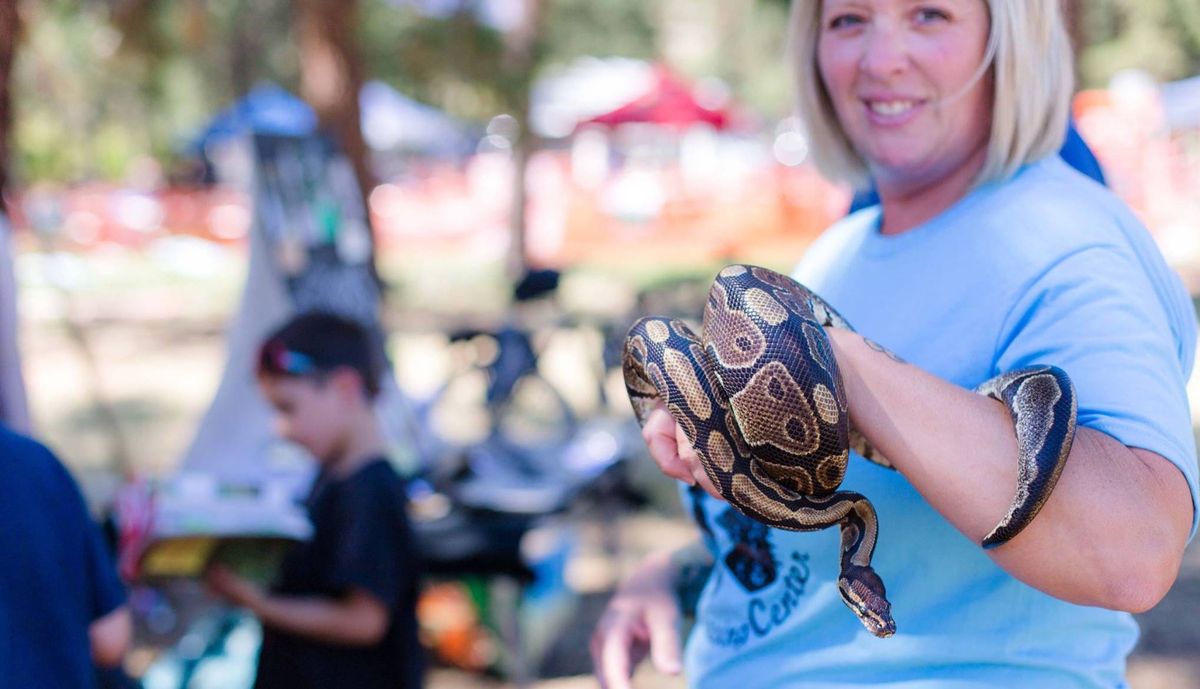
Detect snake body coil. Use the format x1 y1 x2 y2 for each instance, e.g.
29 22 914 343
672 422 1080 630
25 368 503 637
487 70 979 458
623 264 1076 638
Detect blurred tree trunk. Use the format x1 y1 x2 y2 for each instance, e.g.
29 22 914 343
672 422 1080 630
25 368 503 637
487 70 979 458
228 0 255 99
0 0 18 214
294 0 375 234
503 0 545 279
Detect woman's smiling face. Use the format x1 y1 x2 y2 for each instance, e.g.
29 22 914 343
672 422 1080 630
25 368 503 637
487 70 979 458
816 0 994 191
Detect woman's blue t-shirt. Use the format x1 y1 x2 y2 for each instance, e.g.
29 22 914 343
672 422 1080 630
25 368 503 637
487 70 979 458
682 155 1198 689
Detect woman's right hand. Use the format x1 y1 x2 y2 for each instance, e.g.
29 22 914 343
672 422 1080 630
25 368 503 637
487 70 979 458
641 404 723 501
590 551 684 689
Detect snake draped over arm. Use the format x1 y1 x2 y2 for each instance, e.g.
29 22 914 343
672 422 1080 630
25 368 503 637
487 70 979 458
623 264 1077 638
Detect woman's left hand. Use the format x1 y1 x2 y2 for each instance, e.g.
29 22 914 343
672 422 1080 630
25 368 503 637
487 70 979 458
641 403 724 501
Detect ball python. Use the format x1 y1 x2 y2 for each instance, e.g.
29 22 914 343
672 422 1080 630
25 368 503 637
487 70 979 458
623 264 1077 638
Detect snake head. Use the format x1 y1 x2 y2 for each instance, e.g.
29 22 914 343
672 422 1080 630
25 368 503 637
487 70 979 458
838 565 896 638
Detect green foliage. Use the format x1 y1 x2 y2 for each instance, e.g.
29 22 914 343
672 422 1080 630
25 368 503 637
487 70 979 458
540 0 657 64
358 3 511 121
13 0 308 184
13 0 787 183
357 0 658 122
700 0 795 119
1079 0 1200 87
13 0 1199 186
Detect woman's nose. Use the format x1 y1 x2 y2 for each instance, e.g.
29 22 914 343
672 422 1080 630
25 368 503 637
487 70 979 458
859 20 909 79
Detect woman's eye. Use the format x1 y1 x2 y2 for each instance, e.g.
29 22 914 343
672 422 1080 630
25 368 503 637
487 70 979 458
828 13 865 30
914 7 950 23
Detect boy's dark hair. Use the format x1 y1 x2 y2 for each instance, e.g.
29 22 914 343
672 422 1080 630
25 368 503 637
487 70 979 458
256 311 384 399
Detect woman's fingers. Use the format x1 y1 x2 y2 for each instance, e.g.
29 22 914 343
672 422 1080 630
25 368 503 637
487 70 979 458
591 609 645 689
591 602 682 688
591 550 686 689
674 417 724 501
645 601 683 675
642 406 696 485
642 404 726 501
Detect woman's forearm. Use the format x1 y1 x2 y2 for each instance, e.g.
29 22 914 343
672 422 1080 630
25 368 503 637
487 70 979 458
827 328 1191 611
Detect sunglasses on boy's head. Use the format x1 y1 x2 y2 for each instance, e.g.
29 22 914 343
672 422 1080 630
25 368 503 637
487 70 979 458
259 340 319 376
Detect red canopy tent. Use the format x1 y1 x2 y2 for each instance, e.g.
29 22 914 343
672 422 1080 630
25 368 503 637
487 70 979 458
579 65 734 131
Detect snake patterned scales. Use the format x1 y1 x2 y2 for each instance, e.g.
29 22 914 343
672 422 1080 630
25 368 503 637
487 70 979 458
622 265 1077 638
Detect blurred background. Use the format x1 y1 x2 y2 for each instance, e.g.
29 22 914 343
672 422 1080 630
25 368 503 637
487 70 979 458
0 0 1199 687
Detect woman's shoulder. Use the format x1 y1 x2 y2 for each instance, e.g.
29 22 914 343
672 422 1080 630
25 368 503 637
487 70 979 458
970 156 1151 267
983 157 1196 366
984 157 1132 240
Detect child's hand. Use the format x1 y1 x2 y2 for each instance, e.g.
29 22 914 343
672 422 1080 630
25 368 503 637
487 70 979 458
205 564 266 610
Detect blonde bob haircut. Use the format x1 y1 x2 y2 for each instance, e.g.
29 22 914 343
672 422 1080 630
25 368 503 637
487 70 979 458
789 0 1074 190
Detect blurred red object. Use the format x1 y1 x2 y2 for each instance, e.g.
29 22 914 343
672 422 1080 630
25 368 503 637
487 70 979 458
115 478 155 582
417 581 497 672
7 184 251 250
580 65 735 131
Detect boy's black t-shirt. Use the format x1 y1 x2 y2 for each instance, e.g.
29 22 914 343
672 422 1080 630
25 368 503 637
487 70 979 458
254 458 424 689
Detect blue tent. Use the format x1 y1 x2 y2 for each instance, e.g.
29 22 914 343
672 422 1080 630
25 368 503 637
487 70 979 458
190 82 318 154
190 81 474 158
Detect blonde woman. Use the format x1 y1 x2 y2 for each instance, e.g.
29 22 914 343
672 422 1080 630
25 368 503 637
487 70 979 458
592 1 1198 687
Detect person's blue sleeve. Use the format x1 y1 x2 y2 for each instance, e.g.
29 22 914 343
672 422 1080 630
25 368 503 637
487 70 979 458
993 244 1199 537
84 517 126 621
43 446 126 620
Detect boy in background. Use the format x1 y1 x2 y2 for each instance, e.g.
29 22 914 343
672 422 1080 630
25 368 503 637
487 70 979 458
206 312 424 689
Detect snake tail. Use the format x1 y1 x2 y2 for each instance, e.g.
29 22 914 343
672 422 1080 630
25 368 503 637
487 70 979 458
976 366 1077 549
